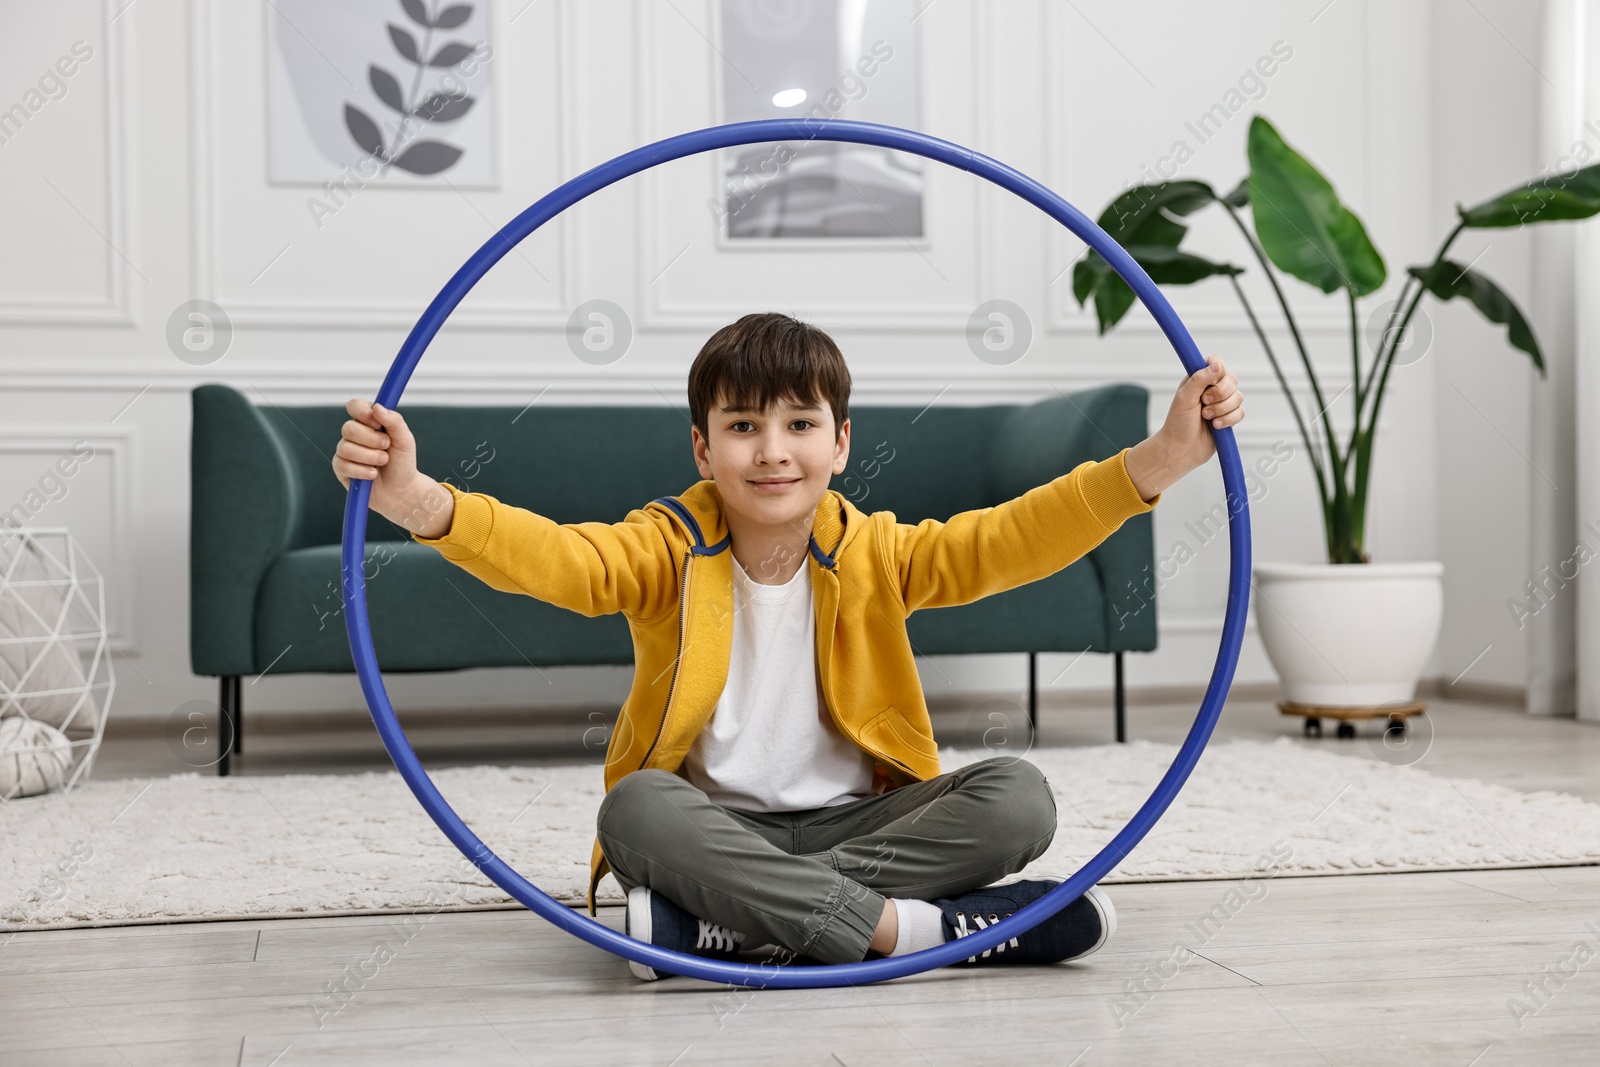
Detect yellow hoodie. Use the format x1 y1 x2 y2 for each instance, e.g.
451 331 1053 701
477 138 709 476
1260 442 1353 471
411 446 1160 915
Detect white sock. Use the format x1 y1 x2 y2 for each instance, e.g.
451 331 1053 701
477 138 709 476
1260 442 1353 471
888 897 947 957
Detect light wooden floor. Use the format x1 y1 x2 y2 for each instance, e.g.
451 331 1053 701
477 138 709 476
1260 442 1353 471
5 696 1599 1066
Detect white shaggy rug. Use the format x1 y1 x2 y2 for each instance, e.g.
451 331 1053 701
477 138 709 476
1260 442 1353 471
4 738 1599 932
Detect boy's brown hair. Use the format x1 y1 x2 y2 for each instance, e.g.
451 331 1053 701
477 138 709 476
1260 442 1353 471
687 312 851 443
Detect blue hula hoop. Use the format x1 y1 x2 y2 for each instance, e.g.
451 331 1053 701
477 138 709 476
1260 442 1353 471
342 118 1251 988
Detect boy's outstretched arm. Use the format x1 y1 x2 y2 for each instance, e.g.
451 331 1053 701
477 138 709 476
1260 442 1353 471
891 354 1246 614
1125 354 1245 502
333 399 670 619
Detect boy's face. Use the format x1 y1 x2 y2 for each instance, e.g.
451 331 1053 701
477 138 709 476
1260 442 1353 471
691 390 850 532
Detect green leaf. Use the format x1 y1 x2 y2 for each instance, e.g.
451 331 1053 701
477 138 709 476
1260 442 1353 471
1094 180 1216 242
1222 177 1249 208
1457 162 1600 227
1072 257 1096 308
1077 245 1242 333
1093 278 1137 335
1407 261 1547 376
1074 181 1232 332
1246 116 1386 296
1130 245 1243 285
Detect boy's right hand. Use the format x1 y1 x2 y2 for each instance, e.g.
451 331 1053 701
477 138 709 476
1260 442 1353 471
333 398 424 519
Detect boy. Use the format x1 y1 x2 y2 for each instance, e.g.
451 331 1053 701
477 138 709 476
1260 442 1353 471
334 312 1244 979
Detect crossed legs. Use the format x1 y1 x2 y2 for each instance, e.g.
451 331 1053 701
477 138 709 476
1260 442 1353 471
597 756 1059 964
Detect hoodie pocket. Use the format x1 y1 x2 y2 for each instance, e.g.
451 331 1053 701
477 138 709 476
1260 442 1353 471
863 705 937 769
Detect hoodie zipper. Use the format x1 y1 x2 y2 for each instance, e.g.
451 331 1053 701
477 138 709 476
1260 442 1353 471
809 545 916 780
633 494 915 780
640 548 692 770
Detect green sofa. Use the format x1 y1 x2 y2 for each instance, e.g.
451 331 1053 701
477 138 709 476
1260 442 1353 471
189 382 1159 775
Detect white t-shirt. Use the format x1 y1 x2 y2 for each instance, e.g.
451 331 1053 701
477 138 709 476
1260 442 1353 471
676 553 878 812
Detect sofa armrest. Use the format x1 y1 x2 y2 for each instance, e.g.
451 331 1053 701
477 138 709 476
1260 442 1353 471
987 383 1159 650
190 384 304 676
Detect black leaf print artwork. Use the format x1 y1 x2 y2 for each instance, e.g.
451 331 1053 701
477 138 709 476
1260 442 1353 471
369 66 405 112
389 140 463 174
342 0 483 177
413 91 475 122
387 23 420 63
343 104 385 158
432 5 473 29
427 41 477 67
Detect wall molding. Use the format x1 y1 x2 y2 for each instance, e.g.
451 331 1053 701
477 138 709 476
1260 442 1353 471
0 360 1366 408
1159 612 1258 634
635 0 994 331
0 423 141 654
187 0 575 329
0 0 135 327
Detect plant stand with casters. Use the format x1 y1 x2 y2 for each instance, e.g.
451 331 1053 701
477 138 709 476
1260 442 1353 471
1279 700 1425 740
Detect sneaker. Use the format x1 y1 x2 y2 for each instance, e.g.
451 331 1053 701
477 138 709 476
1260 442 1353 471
623 885 749 981
932 879 1117 966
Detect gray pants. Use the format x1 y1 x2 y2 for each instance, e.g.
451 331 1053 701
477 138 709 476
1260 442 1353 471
596 754 1059 965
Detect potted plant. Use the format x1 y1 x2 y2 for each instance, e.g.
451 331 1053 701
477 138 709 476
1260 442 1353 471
1076 115 1596 731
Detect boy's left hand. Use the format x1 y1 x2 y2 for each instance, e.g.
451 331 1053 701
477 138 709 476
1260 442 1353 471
1125 355 1244 503
1158 354 1244 470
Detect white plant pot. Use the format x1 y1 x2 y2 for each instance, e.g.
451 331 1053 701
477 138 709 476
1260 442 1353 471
1252 561 1444 707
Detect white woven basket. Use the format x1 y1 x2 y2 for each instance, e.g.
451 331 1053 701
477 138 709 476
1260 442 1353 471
0 527 115 800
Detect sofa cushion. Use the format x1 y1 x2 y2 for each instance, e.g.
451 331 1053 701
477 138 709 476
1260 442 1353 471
907 561 1106 654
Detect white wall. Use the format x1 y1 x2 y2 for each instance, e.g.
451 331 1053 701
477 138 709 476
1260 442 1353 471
1572 0 1600 722
1429 0 1550 704
1 0 1525 728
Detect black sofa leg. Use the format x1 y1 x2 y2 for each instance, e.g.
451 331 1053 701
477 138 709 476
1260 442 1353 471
1027 651 1038 744
218 675 241 777
1114 651 1126 743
